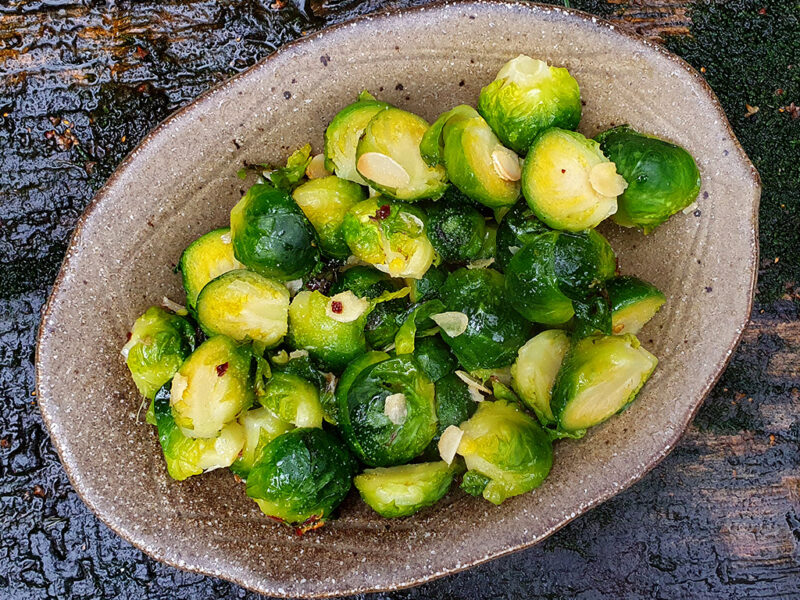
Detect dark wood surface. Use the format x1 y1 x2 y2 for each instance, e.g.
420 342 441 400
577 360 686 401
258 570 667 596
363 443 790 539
1 0 798 598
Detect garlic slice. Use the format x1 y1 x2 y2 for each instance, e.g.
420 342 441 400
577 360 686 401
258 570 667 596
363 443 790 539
325 291 369 323
383 393 408 425
357 152 411 188
589 162 628 197
455 370 491 395
492 147 522 181
305 153 330 179
466 257 495 269
438 425 464 465
431 312 469 337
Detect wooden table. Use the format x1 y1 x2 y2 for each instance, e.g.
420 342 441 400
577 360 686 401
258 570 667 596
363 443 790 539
1 0 798 598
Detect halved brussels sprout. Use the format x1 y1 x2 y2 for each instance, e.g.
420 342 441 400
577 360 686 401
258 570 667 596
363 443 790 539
179 228 244 309
477 55 581 154
230 406 294 480
258 371 323 429
414 336 458 383
170 335 254 438
406 264 448 303
341 197 435 279
551 334 658 435
510 330 570 425
439 268 529 371
153 384 245 481
495 201 549 271
522 128 627 231
324 91 391 185
596 126 701 233
337 355 437 467
426 199 487 263
230 184 319 280
354 461 457 518
504 230 616 325
121 306 196 400
456 399 553 505
246 428 358 532
356 107 448 201
195 270 289 348
607 276 666 335
292 176 366 258
288 290 368 370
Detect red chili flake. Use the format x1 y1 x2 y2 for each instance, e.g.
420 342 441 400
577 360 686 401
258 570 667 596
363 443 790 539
758 7 767 14
134 46 149 59
216 362 229 377
0 439 9 448
776 88 784 95
561 169 566 174
33 485 46 498
126 331 132 341
375 204 391 220
330 300 343 314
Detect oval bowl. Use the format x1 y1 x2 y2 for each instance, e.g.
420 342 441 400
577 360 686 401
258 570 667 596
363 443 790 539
36 1 759 596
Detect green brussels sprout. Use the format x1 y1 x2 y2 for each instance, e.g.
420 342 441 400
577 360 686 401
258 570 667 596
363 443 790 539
356 107 448 201
337 355 437 467
195 270 289 348
122 306 196 400
421 105 521 209
439 268 529 371
522 128 628 231
504 230 616 325
456 399 553 504
426 199 487 263
324 90 391 185
476 222 498 261
477 55 582 154
170 335 254 438
365 300 407 350
510 330 570 425
406 264 448 303
495 201 549 271
393 299 446 355
271 351 338 425
292 176 367 258
434 372 476 436
607 276 666 335
460 470 491 497
596 126 701 233
153 384 245 481
341 197 435 279
230 184 320 280
179 228 244 309
230 406 294 480
335 350 391 407
246 428 358 532
551 334 658 435
288 290 368 370
414 336 458 383
258 372 324 429
354 461 457 518
572 292 612 339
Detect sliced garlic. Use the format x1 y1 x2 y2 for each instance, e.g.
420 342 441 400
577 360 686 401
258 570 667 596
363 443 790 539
120 335 135 359
491 147 522 182
357 152 411 189
170 372 188 403
383 393 408 425
305 153 330 179
508 245 521 256
431 312 469 337
220 231 232 244
589 162 628 197
162 296 187 315
438 425 464 465
455 370 491 394
681 201 699 215
324 372 338 394
325 290 369 323
466 257 495 269
467 386 485 403
284 278 304 296
288 349 309 360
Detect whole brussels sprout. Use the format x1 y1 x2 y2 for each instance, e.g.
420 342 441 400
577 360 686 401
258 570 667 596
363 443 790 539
122 306 196 400
551 334 658 435
356 107 448 201
495 201 549 271
230 406 294 480
406 264 448 303
246 428 358 532
439 268 529 371
522 128 628 231
413 336 458 383
179 228 244 309
153 384 245 481
337 355 437 467
426 199 487 263
477 55 581 154
354 461 458 518
596 126 701 233
258 372 324 429
341 197 435 279
292 176 366 258
456 398 553 504
607 275 666 335
230 184 319 280
510 329 570 425
170 335 254 438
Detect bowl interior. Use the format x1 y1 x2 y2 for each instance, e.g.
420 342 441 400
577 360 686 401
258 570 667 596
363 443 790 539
36 2 758 597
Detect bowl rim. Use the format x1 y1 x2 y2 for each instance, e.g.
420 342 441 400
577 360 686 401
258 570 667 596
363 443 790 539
35 0 760 596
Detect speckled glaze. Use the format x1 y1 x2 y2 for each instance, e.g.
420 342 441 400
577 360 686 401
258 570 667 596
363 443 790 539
35 1 760 597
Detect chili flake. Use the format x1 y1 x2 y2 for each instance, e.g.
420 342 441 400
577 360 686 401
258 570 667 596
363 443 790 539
216 362 229 377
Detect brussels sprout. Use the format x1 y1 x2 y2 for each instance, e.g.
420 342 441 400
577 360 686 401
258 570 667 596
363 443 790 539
230 406 294 480
426 199 487 263
246 428 358 532
572 292 612 339
607 276 666 335
271 352 338 425
522 128 628 231
596 126 701 233
292 176 366 258
195 270 289 348
354 461 457 518
341 197 435 279
510 330 570 424
324 91 391 185
337 355 437 467
179 228 244 309
230 184 320 280
258 372 324 429
336 350 391 407
406 265 448 303
495 201 549 271
288 290 368 369
170 335 254 438
504 230 616 325
153 384 245 481
477 55 581 154
356 107 448 201
456 399 553 504
394 299 446 355
121 306 196 400
551 334 658 435
414 336 458 383
434 372 476 436
439 268 529 371
476 223 498 261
